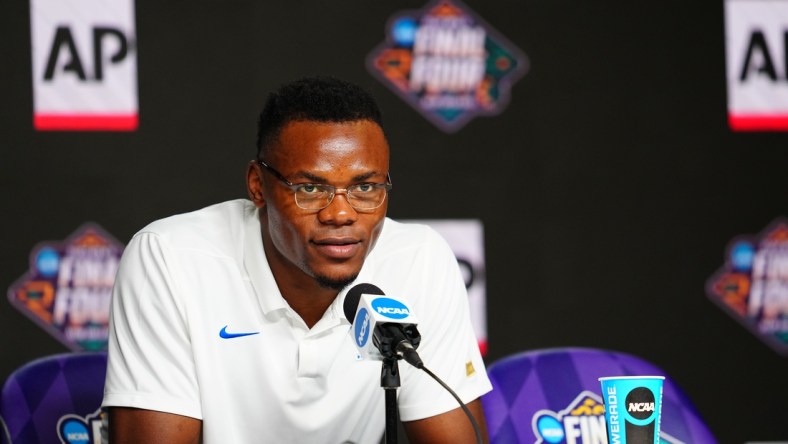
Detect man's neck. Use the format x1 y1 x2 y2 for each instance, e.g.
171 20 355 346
280 285 339 329
258 223 343 328
262 248 340 328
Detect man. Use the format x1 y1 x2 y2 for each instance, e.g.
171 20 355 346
102 76 492 443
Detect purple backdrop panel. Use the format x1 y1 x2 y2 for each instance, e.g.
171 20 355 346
1 352 107 444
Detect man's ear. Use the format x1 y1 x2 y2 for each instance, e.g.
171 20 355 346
246 160 266 208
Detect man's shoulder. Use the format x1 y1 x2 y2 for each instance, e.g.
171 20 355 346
135 199 255 250
380 217 432 238
377 218 449 253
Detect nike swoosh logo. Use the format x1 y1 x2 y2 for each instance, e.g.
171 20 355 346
219 325 260 339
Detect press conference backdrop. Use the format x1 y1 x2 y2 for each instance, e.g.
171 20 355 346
2 0 787 442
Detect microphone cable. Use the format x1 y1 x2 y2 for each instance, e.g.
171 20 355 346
415 363 484 444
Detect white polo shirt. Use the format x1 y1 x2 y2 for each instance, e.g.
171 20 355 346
103 199 491 443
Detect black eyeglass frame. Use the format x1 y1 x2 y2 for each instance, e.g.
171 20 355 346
256 159 392 211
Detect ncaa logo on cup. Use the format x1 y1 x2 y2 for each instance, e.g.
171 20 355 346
354 308 371 347
625 387 656 421
371 297 410 320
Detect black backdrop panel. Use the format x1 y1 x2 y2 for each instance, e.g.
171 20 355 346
2 1 787 442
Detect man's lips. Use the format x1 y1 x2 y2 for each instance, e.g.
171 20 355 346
312 237 362 259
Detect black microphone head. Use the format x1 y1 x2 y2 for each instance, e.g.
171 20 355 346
343 283 385 322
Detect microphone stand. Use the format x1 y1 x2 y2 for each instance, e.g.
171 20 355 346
375 323 421 443
381 357 400 444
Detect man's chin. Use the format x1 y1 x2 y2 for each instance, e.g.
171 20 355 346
314 273 358 291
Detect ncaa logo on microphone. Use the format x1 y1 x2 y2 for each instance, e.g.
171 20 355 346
371 297 411 320
354 308 371 347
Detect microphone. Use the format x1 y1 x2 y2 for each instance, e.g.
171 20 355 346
343 283 424 368
343 284 484 444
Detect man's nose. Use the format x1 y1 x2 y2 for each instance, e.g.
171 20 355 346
317 189 358 225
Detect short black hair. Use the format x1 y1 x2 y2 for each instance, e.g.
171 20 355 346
256 76 384 159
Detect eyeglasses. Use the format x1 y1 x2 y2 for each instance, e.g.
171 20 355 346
257 160 392 212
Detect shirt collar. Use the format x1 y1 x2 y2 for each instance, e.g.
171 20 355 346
242 203 289 315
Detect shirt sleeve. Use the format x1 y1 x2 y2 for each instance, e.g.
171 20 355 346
102 231 203 419
395 228 492 422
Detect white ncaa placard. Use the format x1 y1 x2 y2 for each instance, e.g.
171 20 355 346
725 0 788 131
30 0 138 131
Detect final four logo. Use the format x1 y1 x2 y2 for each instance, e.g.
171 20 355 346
706 218 788 355
7 223 123 350
367 0 528 133
531 391 608 444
